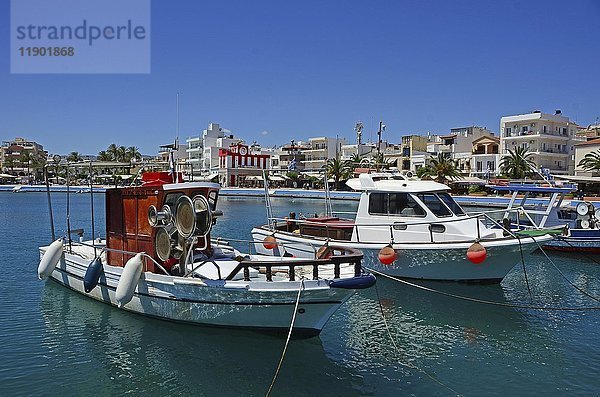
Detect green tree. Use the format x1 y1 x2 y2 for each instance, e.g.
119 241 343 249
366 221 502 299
97 151 111 161
499 147 536 179
370 152 395 170
125 146 142 162
66 151 83 162
416 165 434 179
578 150 600 173
286 171 301 188
20 151 32 177
106 143 118 161
419 153 462 183
4 155 16 174
325 157 352 190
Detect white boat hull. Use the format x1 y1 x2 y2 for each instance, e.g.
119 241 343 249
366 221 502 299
42 249 356 336
252 228 552 282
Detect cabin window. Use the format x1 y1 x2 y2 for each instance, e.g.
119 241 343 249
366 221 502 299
436 192 465 216
368 192 425 217
416 193 452 217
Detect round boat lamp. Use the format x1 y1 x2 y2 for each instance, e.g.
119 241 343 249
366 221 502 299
175 195 196 238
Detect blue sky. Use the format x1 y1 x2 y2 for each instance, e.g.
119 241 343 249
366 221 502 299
1 0 599 155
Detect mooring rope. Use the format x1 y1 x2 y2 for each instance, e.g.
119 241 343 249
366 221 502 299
374 283 463 396
366 267 600 311
529 236 600 304
265 279 304 397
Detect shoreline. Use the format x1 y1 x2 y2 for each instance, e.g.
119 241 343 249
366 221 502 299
1 184 597 208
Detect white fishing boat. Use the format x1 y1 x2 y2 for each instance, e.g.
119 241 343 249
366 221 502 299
489 182 600 253
251 173 556 283
38 170 375 336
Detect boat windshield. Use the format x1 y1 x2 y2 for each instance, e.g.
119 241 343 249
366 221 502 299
416 193 452 217
436 192 465 216
368 192 426 217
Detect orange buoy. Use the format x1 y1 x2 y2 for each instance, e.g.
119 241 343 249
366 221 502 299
466 242 487 264
263 235 277 250
378 245 397 265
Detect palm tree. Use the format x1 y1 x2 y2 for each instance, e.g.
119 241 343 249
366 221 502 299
5 156 16 175
106 143 118 161
370 152 394 170
20 151 32 177
325 157 352 190
97 151 111 161
578 150 600 173
66 151 83 162
420 153 462 183
286 171 302 188
126 146 142 162
348 153 362 168
499 147 536 179
416 165 434 179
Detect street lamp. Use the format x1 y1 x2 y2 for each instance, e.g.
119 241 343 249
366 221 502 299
376 121 386 171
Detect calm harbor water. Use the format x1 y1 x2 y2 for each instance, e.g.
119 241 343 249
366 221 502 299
1 192 600 396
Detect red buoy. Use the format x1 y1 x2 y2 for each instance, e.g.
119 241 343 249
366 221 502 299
263 235 277 250
466 242 487 264
378 245 397 265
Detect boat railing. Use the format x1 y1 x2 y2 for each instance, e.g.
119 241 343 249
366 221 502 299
212 236 319 258
267 206 533 244
71 240 172 276
224 245 364 282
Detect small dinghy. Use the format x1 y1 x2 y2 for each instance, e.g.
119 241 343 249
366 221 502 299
38 170 374 336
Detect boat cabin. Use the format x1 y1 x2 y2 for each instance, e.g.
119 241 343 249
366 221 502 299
281 173 496 244
105 172 220 273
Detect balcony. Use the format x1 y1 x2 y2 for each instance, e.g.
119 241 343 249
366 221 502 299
504 130 570 139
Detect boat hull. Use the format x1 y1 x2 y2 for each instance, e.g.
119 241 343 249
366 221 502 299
42 250 355 336
252 228 551 282
542 234 600 254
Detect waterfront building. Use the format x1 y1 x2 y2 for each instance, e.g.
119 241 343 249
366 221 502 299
576 122 600 140
301 136 347 172
271 141 309 173
574 137 600 177
426 126 495 176
500 110 584 175
400 135 428 172
340 143 375 162
0 137 47 182
218 142 271 187
470 135 500 178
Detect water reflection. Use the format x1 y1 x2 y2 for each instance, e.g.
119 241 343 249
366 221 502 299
39 282 363 396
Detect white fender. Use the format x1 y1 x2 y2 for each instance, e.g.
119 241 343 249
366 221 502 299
115 253 144 308
38 240 64 280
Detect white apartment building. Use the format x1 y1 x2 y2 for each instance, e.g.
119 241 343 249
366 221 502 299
500 110 583 175
188 123 243 173
301 136 347 172
340 143 375 162
271 141 309 173
428 126 495 175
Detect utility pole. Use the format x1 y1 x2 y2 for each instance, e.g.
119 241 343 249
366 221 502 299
376 120 386 171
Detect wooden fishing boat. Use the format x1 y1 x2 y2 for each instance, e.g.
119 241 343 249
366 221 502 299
38 170 375 336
